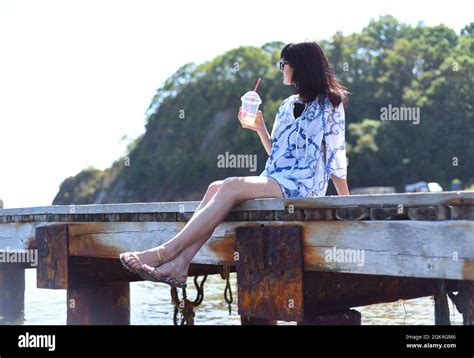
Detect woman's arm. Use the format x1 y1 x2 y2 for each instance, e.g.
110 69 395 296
257 125 272 156
332 176 350 196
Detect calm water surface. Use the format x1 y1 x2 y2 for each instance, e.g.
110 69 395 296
8 269 464 325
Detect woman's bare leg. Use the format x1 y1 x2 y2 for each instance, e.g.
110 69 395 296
142 176 284 280
122 180 225 270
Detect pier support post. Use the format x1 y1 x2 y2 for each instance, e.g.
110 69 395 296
460 281 474 325
0 266 25 324
36 225 131 325
236 225 304 324
67 283 130 325
434 280 451 325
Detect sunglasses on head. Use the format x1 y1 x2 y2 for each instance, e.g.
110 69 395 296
279 60 289 70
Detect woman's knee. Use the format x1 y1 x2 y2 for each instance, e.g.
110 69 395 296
206 180 224 196
220 177 243 197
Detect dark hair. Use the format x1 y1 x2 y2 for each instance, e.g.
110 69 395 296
281 41 348 107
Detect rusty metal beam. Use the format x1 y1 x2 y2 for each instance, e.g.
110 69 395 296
236 225 304 322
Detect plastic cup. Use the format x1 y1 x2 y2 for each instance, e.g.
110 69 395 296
240 91 262 125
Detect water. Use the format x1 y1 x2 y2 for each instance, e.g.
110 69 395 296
13 269 464 325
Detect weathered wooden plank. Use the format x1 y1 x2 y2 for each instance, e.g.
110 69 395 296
247 210 275 221
67 283 130 325
65 220 474 280
282 191 474 209
304 248 473 280
303 209 335 221
274 209 304 221
408 206 450 220
0 191 472 221
0 222 49 251
450 206 474 220
0 199 284 218
370 206 408 220
335 207 370 220
236 226 304 322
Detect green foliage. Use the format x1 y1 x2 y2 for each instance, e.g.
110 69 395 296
53 167 108 204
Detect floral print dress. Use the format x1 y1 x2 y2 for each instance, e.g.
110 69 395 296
259 94 347 198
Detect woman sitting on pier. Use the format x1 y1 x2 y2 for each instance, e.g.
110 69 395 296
120 41 350 288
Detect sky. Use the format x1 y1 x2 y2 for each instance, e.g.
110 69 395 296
0 0 472 209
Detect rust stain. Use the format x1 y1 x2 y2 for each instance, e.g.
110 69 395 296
240 278 303 320
304 249 327 268
207 236 235 264
441 198 474 206
68 222 126 258
26 236 37 250
70 236 122 259
463 260 474 280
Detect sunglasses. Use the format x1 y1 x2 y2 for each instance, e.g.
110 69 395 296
279 60 289 71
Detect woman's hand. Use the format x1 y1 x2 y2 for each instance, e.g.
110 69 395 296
238 107 265 133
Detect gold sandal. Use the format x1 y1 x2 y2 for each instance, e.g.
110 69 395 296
119 252 144 274
119 246 165 274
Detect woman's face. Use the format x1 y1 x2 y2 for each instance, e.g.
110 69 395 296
281 60 294 86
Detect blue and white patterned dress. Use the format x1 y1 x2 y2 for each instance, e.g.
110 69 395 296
259 94 347 198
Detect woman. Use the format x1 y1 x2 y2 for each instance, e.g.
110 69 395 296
119 41 350 288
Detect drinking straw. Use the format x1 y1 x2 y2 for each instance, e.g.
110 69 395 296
253 77 261 92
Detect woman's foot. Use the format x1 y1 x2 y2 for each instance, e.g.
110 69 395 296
141 256 189 287
119 245 168 272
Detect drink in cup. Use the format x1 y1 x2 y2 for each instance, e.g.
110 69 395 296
240 90 262 126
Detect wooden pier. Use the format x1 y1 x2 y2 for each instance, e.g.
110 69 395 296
0 191 473 325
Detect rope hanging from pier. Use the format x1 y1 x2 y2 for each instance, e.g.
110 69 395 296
220 265 233 315
171 274 208 325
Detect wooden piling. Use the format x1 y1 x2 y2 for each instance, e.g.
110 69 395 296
67 283 130 325
236 225 304 323
460 281 474 325
0 266 25 324
36 224 131 325
434 280 451 325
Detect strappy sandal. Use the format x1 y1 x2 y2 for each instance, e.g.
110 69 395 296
141 261 187 288
119 246 165 275
119 252 144 274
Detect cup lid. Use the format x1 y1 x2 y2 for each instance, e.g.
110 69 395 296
241 91 262 104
